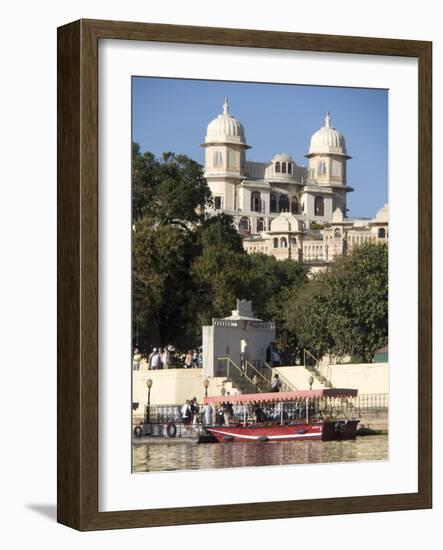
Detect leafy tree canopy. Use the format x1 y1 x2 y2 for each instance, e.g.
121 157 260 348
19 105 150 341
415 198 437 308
284 243 388 362
132 144 212 225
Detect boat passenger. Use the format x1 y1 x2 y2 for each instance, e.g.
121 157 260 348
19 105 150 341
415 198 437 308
223 401 234 426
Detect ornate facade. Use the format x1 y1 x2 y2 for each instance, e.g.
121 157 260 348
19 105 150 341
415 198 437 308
202 99 388 269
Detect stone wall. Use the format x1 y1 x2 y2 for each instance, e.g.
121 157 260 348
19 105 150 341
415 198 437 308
276 362 388 394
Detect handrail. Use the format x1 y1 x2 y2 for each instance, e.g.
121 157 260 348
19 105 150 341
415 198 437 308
217 357 264 393
303 349 333 387
263 361 298 391
244 360 271 388
303 348 320 367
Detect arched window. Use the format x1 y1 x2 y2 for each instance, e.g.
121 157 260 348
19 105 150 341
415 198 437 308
314 196 324 216
270 193 277 213
291 197 299 214
378 228 386 239
251 191 261 212
334 228 341 239
299 222 306 231
281 162 287 174
290 237 297 247
275 162 281 173
318 161 327 176
213 150 223 168
257 218 265 232
279 194 289 213
239 217 250 233
280 237 287 248
288 162 293 175
273 238 279 248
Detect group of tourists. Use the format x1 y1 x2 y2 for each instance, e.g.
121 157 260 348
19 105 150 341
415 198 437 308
180 396 235 427
147 347 174 370
132 347 203 370
182 349 203 369
180 397 200 425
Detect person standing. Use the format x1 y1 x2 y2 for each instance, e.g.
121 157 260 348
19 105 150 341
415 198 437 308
181 400 191 425
271 373 282 392
150 348 162 370
132 348 141 371
223 399 233 426
203 402 214 426
184 350 193 369
190 397 199 425
163 346 172 369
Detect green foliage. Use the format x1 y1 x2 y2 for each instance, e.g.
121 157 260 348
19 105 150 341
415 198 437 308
132 144 211 224
309 222 325 230
132 145 388 362
284 243 388 362
132 218 198 350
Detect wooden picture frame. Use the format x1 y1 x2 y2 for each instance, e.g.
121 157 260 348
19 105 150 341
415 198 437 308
57 19 432 530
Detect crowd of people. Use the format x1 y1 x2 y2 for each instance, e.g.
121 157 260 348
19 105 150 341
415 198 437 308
132 347 203 370
180 396 235 427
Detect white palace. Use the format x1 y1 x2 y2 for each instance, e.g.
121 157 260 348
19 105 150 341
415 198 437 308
202 99 388 269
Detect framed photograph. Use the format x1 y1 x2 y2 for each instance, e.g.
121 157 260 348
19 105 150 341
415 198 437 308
57 19 432 530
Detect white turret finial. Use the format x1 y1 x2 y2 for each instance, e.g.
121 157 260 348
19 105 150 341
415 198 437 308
223 97 230 115
325 112 331 128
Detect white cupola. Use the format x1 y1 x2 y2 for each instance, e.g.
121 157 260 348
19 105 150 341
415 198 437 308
202 99 250 186
308 112 347 155
205 98 247 145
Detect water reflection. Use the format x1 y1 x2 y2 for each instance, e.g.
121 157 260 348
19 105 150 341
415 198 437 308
132 435 388 473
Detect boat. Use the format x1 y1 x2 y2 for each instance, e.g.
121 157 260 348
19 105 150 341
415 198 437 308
203 388 359 443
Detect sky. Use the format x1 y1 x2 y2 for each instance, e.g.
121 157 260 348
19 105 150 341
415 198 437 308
132 77 388 219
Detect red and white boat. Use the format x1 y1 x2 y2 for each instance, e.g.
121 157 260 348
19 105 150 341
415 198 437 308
203 389 359 443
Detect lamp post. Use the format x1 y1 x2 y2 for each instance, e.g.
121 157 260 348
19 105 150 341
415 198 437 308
308 375 314 390
146 378 153 423
203 378 209 397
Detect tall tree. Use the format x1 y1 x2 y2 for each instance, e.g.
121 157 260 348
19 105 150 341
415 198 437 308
132 144 211 224
284 243 388 362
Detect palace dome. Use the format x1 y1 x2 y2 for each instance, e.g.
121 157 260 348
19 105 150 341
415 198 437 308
272 152 294 163
205 98 246 144
309 112 347 155
374 203 389 222
270 212 304 232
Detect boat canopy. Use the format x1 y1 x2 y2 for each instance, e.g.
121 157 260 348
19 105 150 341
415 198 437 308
204 388 358 405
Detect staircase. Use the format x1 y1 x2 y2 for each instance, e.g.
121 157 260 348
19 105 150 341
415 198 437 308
216 357 300 395
216 358 271 394
257 361 298 392
303 349 333 388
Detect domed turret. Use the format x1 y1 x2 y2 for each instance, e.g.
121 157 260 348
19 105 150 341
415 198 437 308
205 98 246 145
374 203 388 223
202 99 250 207
309 112 347 155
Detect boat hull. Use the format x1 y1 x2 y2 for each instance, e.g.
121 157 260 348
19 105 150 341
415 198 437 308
207 420 359 443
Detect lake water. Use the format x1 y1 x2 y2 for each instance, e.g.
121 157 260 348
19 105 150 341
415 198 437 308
132 435 388 473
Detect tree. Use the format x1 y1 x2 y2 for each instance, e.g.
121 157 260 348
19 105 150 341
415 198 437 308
132 218 198 350
284 243 388 362
191 244 252 325
132 144 212 224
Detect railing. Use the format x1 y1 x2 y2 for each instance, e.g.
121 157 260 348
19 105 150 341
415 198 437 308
212 319 276 330
264 361 298 392
217 357 262 394
303 349 333 387
244 360 272 392
142 394 389 426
